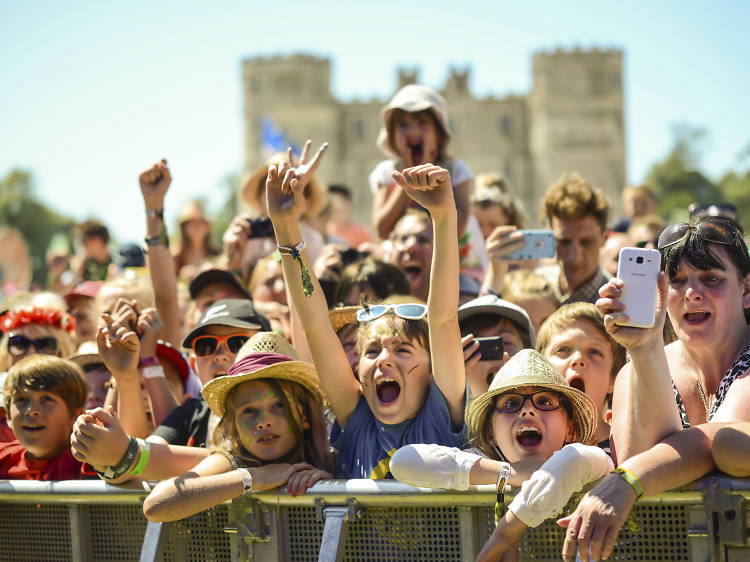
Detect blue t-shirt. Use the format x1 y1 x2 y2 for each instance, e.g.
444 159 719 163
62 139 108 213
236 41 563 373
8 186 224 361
331 380 466 479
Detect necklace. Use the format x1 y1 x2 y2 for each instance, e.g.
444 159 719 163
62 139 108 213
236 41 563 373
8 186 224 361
680 333 750 421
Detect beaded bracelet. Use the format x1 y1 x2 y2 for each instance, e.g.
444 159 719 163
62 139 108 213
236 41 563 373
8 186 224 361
277 241 314 298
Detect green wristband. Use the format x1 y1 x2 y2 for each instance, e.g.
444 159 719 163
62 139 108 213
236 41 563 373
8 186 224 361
100 436 139 480
128 439 151 477
612 467 644 498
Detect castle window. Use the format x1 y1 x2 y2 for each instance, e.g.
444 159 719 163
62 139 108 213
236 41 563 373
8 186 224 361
499 116 513 137
354 119 365 140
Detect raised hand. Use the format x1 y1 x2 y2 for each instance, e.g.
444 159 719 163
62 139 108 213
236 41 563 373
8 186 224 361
391 164 454 213
596 272 668 351
287 140 328 191
97 313 140 380
137 308 163 359
139 159 171 210
485 226 526 263
70 406 130 469
265 161 306 224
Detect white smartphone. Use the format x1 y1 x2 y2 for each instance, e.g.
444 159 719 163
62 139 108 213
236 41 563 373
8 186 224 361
616 247 661 328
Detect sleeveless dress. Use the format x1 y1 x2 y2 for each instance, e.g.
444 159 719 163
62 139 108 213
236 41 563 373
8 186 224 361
673 342 750 428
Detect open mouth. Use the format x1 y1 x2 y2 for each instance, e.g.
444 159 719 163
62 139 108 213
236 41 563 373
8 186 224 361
376 378 401 405
257 434 279 444
402 263 423 284
23 425 45 432
684 311 710 323
516 425 542 449
568 377 586 393
408 142 424 164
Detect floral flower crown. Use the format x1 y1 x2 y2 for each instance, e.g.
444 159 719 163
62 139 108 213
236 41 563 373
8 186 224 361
1 308 77 334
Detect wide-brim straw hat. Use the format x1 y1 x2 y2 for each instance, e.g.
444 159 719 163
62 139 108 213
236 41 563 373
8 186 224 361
240 153 325 219
178 200 210 225
329 305 358 334
201 331 325 416
376 84 452 159
465 349 597 447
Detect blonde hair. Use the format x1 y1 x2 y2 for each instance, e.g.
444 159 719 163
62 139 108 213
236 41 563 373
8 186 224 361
502 270 559 305
212 378 333 473
96 274 155 314
535 303 626 380
4 355 87 417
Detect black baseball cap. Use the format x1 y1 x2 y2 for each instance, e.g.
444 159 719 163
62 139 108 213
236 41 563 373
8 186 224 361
189 269 251 301
182 298 271 349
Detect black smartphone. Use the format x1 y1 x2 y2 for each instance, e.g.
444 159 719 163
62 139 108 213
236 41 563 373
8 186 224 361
339 248 369 266
474 336 504 361
246 217 274 239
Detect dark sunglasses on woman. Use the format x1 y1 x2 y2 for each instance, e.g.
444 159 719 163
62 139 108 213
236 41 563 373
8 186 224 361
191 334 250 357
7 334 59 356
657 217 739 250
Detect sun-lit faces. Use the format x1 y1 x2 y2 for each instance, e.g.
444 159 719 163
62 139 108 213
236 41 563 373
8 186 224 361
474 204 512 240
357 317 431 425
390 215 433 302
391 110 440 167
666 247 750 349
233 380 300 462
491 385 574 463
192 325 258 386
10 387 78 459
542 321 614 420
551 215 606 293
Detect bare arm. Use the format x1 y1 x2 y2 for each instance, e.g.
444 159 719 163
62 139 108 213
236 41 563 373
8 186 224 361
143 454 313 522
373 184 411 240
713 422 750 476
392 165 465 426
452 177 471 239
599 274 682 461
139 159 182 348
267 145 361 425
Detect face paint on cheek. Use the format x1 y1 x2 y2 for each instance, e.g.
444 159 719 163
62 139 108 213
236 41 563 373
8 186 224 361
407 365 419 375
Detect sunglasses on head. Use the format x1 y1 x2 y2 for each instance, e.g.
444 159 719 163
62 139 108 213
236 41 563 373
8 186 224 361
7 334 59 356
494 391 562 414
192 334 250 357
356 303 427 324
657 218 737 251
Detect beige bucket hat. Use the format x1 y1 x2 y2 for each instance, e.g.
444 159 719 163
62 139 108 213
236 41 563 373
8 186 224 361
465 349 597 446
376 84 452 159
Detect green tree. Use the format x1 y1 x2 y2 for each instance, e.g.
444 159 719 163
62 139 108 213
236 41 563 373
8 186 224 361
0 169 75 286
646 124 724 223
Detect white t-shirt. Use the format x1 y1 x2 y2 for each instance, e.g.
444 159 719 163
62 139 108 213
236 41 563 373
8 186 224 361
369 159 473 194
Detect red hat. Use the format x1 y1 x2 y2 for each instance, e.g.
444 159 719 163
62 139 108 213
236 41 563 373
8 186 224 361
64 281 104 305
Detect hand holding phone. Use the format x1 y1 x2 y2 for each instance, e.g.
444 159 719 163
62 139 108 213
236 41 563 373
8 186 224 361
502 230 556 260
615 247 660 328
465 336 504 362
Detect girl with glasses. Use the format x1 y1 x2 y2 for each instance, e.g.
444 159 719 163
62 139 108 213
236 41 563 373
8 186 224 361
390 350 609 561
561 216 750 562
267 151 467 479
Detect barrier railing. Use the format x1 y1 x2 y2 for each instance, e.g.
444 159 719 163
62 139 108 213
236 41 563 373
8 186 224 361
0 475 748 561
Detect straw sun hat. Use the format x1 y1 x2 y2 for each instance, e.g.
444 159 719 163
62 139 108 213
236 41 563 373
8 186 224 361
240 153 325 219
201 331 325 417
465 349 597 447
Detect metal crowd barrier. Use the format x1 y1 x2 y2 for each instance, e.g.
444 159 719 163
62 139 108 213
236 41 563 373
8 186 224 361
0 475 748 561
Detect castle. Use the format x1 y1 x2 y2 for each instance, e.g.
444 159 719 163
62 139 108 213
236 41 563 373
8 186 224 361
241 48 625 227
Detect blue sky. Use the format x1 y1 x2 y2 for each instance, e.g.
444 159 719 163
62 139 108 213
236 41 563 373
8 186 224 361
1 1 748 242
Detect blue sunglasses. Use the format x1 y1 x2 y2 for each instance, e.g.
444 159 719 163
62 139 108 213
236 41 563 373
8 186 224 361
356 303 427 323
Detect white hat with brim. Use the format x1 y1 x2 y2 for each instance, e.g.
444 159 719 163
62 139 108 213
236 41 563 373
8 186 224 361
458 295 536 349
376 84 452 159
465 349 597 448
70 340 103 368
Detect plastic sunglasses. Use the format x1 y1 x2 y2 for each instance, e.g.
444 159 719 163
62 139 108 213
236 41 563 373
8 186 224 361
356 303 427 324
494 391 562 414
7 334 59 356
657 219 737 250
192 334 250 357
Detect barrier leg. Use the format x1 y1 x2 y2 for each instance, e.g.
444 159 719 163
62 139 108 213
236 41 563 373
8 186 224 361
317 498 361 562
69 505 92 562
139 520 165 562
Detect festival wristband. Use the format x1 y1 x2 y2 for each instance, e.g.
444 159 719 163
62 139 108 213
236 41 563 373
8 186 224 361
129 439 151 477
141 365 166 380
277 241 313 298
145 207 164 221
494 462 511 525
612 467 644 499
139 356 159 368
237 468 253 495
99 436 139 480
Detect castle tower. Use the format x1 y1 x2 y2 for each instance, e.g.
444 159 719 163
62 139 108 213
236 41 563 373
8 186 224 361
529 48 626 219
241 54 339 207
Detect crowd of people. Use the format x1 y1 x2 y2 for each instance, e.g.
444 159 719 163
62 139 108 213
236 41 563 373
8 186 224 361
1 83 749 561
